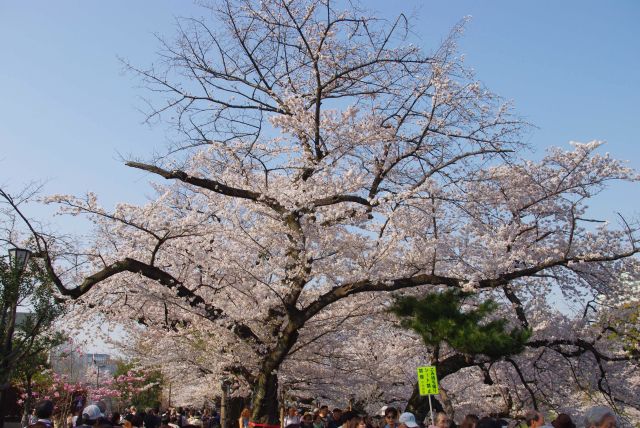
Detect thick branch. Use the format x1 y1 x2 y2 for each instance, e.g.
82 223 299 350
47 257 264 346
302 273 459 321
126 162 286 214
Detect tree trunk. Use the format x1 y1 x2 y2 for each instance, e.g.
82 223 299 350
438 387 455 421
405 353 478 423
22 376 33 428
249 322 299 424
251 372 280 424
404 383 444 424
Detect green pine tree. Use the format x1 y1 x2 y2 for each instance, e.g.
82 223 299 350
390 289 531 359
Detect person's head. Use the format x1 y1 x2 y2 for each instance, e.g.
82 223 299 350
357 417 369 428
551 414 575 428
525 411 544 428
398 412 418 428
435 413 450 428
333 409 343 422
319 407 329 418
303 413 313 424
460 414 479 428
475 418 501 428
341 411 359 428
384 407 398 426
35 400 55 420
241 408 251 419
583 407 616 428
96 414 113 428
289 408 298 417
83 405 104 426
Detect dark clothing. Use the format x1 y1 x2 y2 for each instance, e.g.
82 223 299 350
29 421 54 428
145 414 161 428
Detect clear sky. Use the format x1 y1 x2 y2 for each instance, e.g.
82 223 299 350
1 0 638 222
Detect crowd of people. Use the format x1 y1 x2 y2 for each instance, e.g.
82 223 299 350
276 405 618 428
24 399 621 428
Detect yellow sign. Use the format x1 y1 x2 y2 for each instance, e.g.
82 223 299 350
417 366 439 395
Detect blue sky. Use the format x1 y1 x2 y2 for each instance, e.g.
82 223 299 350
1 0 638 222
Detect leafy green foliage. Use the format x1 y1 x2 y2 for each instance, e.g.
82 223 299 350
390 289 531 358
1 257 64 379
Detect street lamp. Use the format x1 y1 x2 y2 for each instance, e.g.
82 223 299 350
93 355 106 388
8 247 32 274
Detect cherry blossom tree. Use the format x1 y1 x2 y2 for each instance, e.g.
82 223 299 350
3 0 639 422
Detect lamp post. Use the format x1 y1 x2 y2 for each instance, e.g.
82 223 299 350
8 247 32 274
93 355 105 388
221 378 234 428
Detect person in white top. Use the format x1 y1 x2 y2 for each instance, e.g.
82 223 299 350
284 408 301 428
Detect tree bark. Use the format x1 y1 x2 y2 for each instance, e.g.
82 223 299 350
250 323 300 423
404 383 444 424
405 353 478 422
251 372 280 424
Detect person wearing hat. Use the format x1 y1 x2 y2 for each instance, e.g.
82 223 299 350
77 405 104 428
398 413 418 428
551 414 575 428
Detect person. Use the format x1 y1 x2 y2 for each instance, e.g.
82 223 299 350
339 411 360 428
111 413 122 427
383 407 398 428
285 407 301 428
398 413 418 428
525 411 545 428
582 407 616 428
29 409 39 425
239 408 251 428
356 417 373 428
301 413 314 428
146 409 162 428
328 409 343 428
313 413 325 428
434 413 450 428
551 414 575 428
460 415 479 428
211 410 221 428
475 418 501 428
77 405 104 428
28 400 55 428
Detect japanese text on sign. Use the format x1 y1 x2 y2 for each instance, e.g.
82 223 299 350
417 366 439 395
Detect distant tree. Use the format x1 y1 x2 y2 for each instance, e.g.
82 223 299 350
111 360 163 410
1 187 64 428
12 333 67 425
